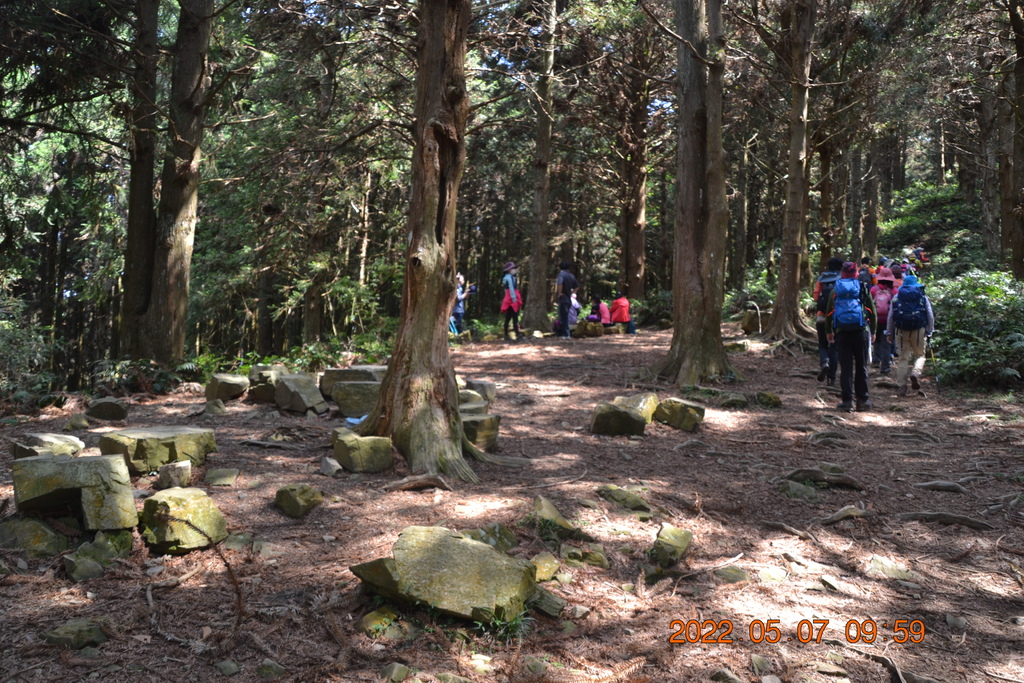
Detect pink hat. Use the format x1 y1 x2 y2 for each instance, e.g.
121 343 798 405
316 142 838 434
876 266 894 283
503 261 516 273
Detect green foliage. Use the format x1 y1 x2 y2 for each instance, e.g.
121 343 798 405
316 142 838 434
0 289 57 412
91 360 181 396
631 290 672 326
472 608 534 643
928 270 1024 388
724 272 778 317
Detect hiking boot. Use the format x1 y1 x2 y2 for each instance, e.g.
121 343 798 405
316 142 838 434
836 401 854 412
826 377 835 387
817 365 828 382
910 375 921 391
856 399 873 412
897 386 907 397
880 369 891 375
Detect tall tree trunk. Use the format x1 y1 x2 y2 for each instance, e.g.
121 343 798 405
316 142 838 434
1007 3 1024 277
522 0 557 329
817 143 834 270
999 68 1015 263
361 0 477 482
120 0 159 358
863 137 879 258
849 147 863 258
619 39 651 299
764 0 816 341
728 135 751 290
651 0 731 384
141 0 214 364
979 70 1000 260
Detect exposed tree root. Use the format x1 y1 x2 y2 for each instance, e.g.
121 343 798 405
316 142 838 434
462 435 532 467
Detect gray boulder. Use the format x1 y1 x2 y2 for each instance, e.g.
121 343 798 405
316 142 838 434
652 524 693 568
275 484 323 518
204 373 249 401
156 461 192 489
204 399 228 415
11 433 85 459
140 487 228 554
332 428 394 473
0 517 69 557
13 454 138 530
63 530 133 581
98 426 217 475
464 379 497 402
589 402 646 436
653 398 705 432
85 397 128 420
350 526 537 624
41 618 109 649
462 414 500 451
612 393 659 424
330 381 381 417
276 374 329 414
248 365 289 403
320 365 388 397
459 401 489 415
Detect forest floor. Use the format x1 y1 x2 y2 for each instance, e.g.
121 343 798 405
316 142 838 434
2 326 1024 683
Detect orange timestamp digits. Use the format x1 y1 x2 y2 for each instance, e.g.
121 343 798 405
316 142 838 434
668 618 926 645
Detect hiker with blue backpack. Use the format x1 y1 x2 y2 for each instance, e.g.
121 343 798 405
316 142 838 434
814 257 844 386
885 273 935 397
826 261 877 412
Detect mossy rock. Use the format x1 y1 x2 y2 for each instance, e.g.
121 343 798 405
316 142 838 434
41 617 109 649
597 484 652 512
756 391 782 408
10 433 85 459
0 517 69 557
653 398 705 432
275 484 323 518
652 524 693 568
332 428 394 473
462 414 500 451
720 393 750 409
205 373 249 401
612 393 659 424
85 397 128 420
13 454 138 530
462 522 518 553
140 487 228 554
99 426 217 475
330 381 381 417
589 402 646 436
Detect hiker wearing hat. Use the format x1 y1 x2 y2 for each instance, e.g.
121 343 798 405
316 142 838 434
885 273 935 397
870 266 897 375
826 261 877 412
813 256 844 386
500 261 522 341
554 261 578 339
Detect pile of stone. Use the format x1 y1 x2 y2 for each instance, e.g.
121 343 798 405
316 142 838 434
588 391 706 436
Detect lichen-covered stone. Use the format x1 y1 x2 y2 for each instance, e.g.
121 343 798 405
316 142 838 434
156 461 192 489
320 456 344 477
724 340 750 353
358 607 399 636
458 389 485 405
575 321 605 337
140 487 228 554
531 585 567 618
462 414 500 451
612 393 659 424
99 426 217 475
756 391 782 408
85 397 128 420
714 566 749 584
65 414 90 430
653 398 705 432
321 365 388 397
205 468 239 486
332 428 394 473
652 524 693 568
780 480 818 500
350 526 537 624
597 484 652 512
589 402 646 436
458 401 488 415
0 517 69 557
11 433 85 459
464 379 497 402
330 381 381 417
204 399 228 415
13 454 138 530
205 373 249 401
248 363 290 385
721 393 749 409
462 522 518 553
531 552 560 581
275 484 323 518
64 530 133 581
275 374 329 414
41 618 109 649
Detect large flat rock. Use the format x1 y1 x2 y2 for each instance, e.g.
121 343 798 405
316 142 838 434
330 381 382 418
13 454 138 530
350 526 536 624
140 487 228 554
205 373 249 401
276 374 329 414
320 365 388 397
11 433 85 459
98 426 217 475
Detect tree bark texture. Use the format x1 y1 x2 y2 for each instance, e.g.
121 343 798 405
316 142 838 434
140 0 214 364
764 0 816 341
361 0 476 483
618 36 651 299
120 0 159 358
999 69 1014 262
651 0 731 385
522 0 557 330
863 137 879 258
1010 0 1024 277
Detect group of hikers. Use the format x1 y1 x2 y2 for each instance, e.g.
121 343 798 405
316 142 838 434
450 260 634 341
814 249 935 412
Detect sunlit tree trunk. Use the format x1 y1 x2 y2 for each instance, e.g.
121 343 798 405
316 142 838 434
763 0 816 341
140 0 214 363
651 0 731 385
618 34 651 299
360 0 477 482
522 0 557 330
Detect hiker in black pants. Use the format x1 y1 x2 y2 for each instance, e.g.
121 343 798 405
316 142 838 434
826 261 877 412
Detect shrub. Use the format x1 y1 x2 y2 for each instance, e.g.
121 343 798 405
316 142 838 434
0 292 58 413
928 270 1024 387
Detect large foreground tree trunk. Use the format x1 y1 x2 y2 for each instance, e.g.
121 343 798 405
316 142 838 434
137 0 214 364
360 0 477 483
763 0 816 341
1009 1 1024 278
120 0 159 358
651 0 731 385
521 0 557 330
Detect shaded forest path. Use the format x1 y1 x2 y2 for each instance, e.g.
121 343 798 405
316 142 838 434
2 327 1023 682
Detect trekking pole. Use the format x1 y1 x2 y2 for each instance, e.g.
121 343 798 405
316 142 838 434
929 338 939 395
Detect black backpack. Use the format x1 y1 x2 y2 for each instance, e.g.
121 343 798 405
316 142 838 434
816 271 839 314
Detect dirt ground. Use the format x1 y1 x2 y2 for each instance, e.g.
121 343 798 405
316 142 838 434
2 326 1024 683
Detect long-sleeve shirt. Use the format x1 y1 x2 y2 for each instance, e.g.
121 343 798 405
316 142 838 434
885 293 935 337
502 273 518 304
